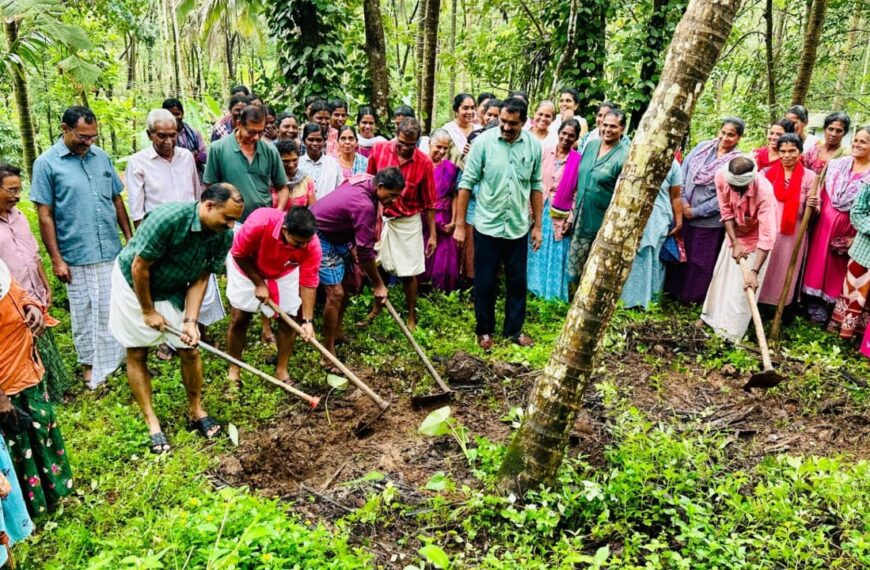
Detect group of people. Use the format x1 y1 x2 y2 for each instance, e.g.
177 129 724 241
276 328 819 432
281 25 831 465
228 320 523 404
1 79 868 553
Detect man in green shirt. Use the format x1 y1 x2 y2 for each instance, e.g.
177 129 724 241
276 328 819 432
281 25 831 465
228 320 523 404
204 105 289 221
109 184 244 454
454 97 543 351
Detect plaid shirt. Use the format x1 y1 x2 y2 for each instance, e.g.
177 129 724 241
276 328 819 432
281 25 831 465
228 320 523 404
117 202 233 310
367 141 436 218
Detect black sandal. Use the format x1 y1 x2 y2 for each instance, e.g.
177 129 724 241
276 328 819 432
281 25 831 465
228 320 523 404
189 416 222 440
149 432 171 454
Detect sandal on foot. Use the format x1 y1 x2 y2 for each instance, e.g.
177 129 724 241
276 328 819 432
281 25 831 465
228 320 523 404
189 416 222 440
156 343 174 361
149 432 171 454
319 359 342 375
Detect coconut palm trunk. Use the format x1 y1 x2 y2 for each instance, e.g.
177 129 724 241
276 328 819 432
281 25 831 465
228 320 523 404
498 0 743 494
4 17 36 176
791 0 828 106
363 0 392 125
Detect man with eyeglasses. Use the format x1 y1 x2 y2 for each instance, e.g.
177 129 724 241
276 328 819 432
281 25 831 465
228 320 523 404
30 105 131 390
126 108 224 357
225 206 322 387
204 105 290 223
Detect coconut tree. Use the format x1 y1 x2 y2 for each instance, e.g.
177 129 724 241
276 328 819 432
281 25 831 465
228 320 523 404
2 0 96 175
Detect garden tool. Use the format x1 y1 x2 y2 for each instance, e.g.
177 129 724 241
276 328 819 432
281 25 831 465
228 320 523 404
165 325 320 408
264 300 390 436
737 258 785 391
383 299 453 408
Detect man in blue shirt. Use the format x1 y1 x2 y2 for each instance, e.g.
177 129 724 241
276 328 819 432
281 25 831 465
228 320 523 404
30 106 132 390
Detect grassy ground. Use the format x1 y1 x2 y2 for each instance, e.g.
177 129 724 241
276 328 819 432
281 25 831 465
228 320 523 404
13 198 870 569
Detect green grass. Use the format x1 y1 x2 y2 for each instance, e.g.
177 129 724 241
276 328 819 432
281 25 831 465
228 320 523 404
13 197 870 568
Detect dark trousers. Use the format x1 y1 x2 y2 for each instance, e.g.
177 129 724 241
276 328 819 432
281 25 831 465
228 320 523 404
473 229 528 337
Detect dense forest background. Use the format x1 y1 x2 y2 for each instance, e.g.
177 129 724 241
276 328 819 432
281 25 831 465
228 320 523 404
1 0 868 166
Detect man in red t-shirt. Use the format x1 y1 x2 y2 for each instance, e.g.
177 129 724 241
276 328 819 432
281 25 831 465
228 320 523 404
363 118 437 329
225 207 322 385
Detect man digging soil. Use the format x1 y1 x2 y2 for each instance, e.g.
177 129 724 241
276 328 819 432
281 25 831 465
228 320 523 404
109 184 244 454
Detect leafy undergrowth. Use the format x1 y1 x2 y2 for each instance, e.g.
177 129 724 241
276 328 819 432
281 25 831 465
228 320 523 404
16 189 870 570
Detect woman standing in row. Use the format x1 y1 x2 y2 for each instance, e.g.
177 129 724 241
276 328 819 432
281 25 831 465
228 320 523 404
567 110 630 285
443 93 480 165
356 107 387 158
665 117 744 303
528 119 582 301
621 160 683 309
419 130 462 292
756 134 818 309
751 118 794 171
551 88 588 139
527 101 558 148
806 127 870 324
802 112 850 174
335 126 369 180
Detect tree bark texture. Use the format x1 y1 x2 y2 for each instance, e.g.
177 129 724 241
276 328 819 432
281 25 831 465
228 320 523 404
550 0 579 97
449 0 457 99
791 0 827 106
630 0 682 130
764 0 776 120
498 0 742 495
363 0 392 125
4 18 36 177
831 11 862 110
414 0 426 117
420 0 440 131
169 0 182 97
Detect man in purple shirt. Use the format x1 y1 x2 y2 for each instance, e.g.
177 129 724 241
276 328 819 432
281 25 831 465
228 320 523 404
310 168 405 360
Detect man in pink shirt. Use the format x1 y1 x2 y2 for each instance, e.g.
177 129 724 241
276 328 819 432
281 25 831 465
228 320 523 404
699 156 778 341
226 206 322 385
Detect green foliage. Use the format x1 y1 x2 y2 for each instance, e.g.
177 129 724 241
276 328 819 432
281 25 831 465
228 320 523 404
265 0 355 112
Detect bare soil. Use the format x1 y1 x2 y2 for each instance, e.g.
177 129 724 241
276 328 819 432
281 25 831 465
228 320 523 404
214 323 870 566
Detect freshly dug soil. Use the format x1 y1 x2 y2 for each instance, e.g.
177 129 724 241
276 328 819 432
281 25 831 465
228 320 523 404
214 325 870 565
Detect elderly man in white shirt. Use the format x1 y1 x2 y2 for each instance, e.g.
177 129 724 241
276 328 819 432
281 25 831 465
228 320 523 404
126 109 201 226
125 109 226 352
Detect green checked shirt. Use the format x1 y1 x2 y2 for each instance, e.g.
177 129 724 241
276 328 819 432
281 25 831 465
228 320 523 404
459 128 543 240
118 202 233 310
849 183 870 268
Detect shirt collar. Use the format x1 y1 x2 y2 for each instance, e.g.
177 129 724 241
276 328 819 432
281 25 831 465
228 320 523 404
189 203 203 233
56 139 95 159
271 217 285 241
0 207 23 224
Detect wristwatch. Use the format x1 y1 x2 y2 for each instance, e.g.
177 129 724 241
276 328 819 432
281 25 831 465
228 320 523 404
750 268 759 275
301 318 313 324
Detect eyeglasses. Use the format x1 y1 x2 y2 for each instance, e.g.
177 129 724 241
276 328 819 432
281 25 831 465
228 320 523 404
242 127 266 137
70 130 99 143
0 186 21 195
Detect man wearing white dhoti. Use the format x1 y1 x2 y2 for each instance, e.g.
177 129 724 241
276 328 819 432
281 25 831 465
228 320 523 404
700 156 778 342
225 206 321 385
109 185 243 454
362 118 437 330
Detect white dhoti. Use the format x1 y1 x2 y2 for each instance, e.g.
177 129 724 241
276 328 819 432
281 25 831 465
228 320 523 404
376 214 425 277
197 274 226 326
108 262 190 349
225 256 301 318
701 243 769 342
67 261 125 388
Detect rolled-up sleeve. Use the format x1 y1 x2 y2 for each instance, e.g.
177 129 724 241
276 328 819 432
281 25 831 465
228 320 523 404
421 160 437 210
756 189 778 251
530 143 543 192
352 199 378 262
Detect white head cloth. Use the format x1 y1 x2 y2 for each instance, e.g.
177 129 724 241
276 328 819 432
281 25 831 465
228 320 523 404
723 156 758 187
